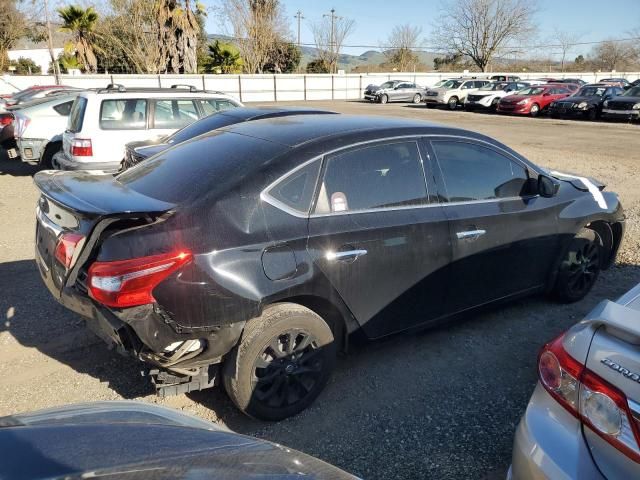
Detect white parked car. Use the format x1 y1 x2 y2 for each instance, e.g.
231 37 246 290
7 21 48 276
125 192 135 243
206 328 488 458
13 93 80 167
56 84 242 172
423 78 491 110
464 81 531 112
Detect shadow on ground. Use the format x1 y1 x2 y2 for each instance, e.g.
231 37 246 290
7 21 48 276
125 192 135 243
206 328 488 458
2 254 639 479
0 150 42 177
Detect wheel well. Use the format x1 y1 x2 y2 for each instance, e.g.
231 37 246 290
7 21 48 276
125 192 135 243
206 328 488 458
271 295 355 352
41 141 61 166
587 221 614 269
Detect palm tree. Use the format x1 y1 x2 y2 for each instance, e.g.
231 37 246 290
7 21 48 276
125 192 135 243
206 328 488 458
57 5 99 73
208 40 243 73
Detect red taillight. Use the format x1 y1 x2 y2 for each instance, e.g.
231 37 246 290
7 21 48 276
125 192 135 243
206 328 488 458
539 333 640 463
87 250 192 308
71 139 93 157
54 232 86 269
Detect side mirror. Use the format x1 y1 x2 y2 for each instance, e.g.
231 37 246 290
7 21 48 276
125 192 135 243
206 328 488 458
538 174 560 198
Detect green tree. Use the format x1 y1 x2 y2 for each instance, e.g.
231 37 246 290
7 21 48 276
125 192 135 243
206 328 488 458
266 42 301 73
0 0 26 72
306 58 330 73
205 39 243 73
57 5 99 73
9 57 41 75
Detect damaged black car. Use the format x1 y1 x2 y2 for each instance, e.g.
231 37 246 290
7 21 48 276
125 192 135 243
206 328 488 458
34 114 625 420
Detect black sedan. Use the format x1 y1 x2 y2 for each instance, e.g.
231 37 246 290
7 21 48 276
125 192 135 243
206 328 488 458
548 84 624 120
0 402 357 479
602 85 640 121
122 106 337 170
34 115 624 420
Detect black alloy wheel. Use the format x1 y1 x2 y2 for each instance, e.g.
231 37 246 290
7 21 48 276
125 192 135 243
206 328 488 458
252 330 323 409
223 303 336 421
554 228 603 302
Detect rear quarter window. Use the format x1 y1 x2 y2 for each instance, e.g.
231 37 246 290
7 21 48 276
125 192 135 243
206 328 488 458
67 97 87 133
53 101 73 116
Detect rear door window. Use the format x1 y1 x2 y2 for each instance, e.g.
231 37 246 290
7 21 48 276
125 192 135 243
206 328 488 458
100 99 147 130
432 141 529 202
153 99 199 129
314 140 427 214
67 97 87 133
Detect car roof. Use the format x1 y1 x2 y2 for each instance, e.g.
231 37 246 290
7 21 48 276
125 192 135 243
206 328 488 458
218 114 470 148
217 106 337 120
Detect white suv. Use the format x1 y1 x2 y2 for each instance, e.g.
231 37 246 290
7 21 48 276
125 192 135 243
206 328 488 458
56 85 242 172
424 78 490 110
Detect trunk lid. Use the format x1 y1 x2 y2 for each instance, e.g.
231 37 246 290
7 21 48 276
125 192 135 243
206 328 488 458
580 287 640 476
34 170 176 299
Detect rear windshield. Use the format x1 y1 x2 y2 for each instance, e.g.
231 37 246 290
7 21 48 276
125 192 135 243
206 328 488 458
117 131 287 204
166 113 241 145
623 87 640 96
67 97 87 133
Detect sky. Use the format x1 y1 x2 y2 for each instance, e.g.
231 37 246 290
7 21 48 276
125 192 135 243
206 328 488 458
204 0 640 60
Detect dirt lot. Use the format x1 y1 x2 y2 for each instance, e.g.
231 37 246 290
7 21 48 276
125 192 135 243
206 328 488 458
1 101 639 480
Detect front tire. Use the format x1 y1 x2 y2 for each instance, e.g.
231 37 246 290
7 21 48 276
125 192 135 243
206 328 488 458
530 103 540 117
553 228 603 303
223 304 337 421
447 96 458 110
379 94 388 104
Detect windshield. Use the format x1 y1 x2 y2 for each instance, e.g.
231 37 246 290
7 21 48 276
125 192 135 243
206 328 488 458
380 81 395 89
441 80 462 89
623 86 640 96
481 82 508 91
577 86 607 97
517 87 545 96
432 80 447 87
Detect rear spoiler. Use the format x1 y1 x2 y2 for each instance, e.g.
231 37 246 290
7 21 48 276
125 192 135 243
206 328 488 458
583 300 640 345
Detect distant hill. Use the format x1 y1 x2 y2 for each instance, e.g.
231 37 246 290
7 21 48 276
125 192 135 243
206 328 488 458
207 34 437 72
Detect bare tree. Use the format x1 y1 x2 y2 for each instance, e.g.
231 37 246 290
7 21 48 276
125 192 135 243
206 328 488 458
431 0 537 72
310 13 355 73
551 28 582 72
222 0 289 74
589 40 637 72
94 0 163 73
383 24 422 72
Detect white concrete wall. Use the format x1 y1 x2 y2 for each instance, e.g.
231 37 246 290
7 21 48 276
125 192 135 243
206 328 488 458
2 71 640 100
7 48 63 74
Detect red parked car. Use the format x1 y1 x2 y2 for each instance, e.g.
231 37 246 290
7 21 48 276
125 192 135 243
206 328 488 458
497 84 572 116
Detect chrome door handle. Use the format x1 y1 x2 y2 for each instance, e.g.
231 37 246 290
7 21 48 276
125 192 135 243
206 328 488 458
326 249 368 261
456 229 486 240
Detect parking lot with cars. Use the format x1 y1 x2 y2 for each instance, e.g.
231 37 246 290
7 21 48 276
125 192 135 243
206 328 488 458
1 98 640 479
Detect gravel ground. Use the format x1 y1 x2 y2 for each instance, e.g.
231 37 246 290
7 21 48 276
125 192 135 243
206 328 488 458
1 101 639 480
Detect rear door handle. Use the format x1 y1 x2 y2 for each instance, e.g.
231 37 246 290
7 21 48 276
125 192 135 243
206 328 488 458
456 229 486 240
326 249 368 262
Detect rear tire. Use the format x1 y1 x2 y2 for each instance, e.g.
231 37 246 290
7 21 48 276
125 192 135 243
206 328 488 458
223 303 337 421
40 142 61 169
412 93 422 104
553 228 603 303
587 108 598 121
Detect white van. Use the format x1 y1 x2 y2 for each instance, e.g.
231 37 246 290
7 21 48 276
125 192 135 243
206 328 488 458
56 84 242 172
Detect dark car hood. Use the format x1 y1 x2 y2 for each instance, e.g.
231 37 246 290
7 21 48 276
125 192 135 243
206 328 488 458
126 137 166 150
0 402 357 480
608 96 640 103
559 95 602 103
